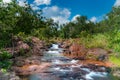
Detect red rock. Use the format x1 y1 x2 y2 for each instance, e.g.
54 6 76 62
64 43 87 59
31 37 46 55
17 41 29 50
87 48 108 61
13 63 51 75
31 37 41 43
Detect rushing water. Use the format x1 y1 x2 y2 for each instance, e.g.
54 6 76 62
28 44 116 80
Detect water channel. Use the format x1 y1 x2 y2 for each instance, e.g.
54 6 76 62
28 44 116 80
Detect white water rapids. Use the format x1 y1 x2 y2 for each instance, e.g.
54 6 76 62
29 44 114 80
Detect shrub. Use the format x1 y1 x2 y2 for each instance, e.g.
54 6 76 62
0 50 12 69
109 54 120 67
79 33 109 49
108 30 120 53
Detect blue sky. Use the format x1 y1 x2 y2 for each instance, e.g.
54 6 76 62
3 0 120 24
51 0 115 18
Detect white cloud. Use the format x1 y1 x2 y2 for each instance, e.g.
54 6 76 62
114 0 120 7
2 0 12 3
30 4 40 10
52 17 69 24
17 0 28 7
34 0 51 6
42 6 71 24
90 16 97 23
1 0 27 7
71 14 81 21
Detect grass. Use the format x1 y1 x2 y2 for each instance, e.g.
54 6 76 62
109 54 120 67
79 33 109 49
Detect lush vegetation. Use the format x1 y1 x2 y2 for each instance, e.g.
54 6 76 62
0 0 120 69
0 49 12 72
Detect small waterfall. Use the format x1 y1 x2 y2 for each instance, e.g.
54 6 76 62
41 44 63 61
50 44 59 49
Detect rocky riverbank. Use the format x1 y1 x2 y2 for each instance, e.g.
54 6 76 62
1 37 119 79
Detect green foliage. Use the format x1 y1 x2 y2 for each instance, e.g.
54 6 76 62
108 30 120 53
1 68 7 73
17 32 31 42
89 34 109 48
0 50 12 60
31 19 59 40
79 33 109 49
109 54 120 67
0 50 12 69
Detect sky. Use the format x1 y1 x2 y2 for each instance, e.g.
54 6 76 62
2 0 120 24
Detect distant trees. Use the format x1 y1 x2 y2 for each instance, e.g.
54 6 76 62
59 16 96 38
58 6 120 39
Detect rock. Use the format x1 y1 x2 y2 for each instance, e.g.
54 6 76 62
0 71 20 80
113 71 120 78
31 37 46 55
60 40 71 49
13 56 41 67
29 73 61 80
64 43 87 59
87 48 108 61
6 37 47 56
17 41 29 50
13 63 51 76
112 68 120 78
31 37 40 43
5 39 30 56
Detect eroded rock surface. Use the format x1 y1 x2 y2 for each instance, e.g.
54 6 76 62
87 48 109 61
0 71 20 80
12 63 51 76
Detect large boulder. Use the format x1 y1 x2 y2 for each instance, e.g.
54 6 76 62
17 41 30 52
12 56 41 67
6 37 46 56
86 48 108 61
6 40 30 56
60 40 72 49
64 43 87 59
31 37 46 55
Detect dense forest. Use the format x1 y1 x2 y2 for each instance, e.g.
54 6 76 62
0 0 120 79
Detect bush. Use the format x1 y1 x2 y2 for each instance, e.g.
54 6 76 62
0 50 12 60
79 33 109 49
108 30 120 53
0 50 12 69
109 54 120 67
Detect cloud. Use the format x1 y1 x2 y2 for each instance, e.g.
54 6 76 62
30 4 40 10
52 17 70 24
30 0 51 10
2 0 12 3
33 0 51 6
71 14 81 21
18 0 28 7
90 16 97 23
2 0 27 7
42 6 71 24
114 0 120 7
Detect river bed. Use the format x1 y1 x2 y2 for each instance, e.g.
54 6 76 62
21 44 117 80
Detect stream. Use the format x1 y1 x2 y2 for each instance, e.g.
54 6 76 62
28 44 115 80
